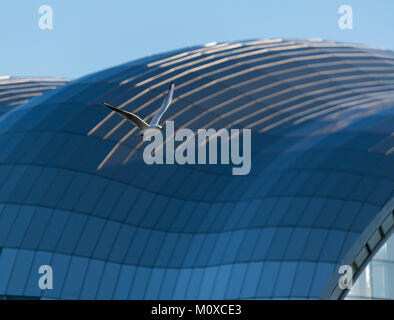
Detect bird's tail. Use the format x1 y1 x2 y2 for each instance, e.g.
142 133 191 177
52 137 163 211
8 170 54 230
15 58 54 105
103 102 118 112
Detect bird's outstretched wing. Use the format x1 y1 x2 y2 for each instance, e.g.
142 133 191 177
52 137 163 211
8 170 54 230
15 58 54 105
103 103 150 129
150 82 175 127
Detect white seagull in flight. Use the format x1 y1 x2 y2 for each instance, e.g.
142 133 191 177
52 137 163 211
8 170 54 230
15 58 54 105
103 82 175 136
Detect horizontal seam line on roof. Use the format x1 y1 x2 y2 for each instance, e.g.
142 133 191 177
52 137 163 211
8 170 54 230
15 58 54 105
0 161 388 205
0 244 352 269
1 144 394 183
1 190 382 234
0 201 369 235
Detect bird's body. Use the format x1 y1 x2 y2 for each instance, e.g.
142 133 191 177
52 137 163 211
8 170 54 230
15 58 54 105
139 127 162 137
103 83 175 137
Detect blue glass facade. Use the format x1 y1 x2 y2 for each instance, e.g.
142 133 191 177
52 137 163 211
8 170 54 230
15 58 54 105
0 78 67 117
0 39 394 299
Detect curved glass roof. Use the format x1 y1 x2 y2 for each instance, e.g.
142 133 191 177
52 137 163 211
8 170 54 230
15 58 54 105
0 39 393 299
0 77 68 117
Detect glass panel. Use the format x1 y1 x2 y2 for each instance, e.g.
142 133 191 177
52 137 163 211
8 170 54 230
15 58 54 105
240 262 263 299
198 266 218 299
291 262 316 297
0 166 27 202
61 256 89 299
74 176 108 214
96 262 121 299
155 233 179 267
123 228 150 265
79 259 105 299
41 170 75 207
74 217 106 257
347 231 394 299
6 249 35 296
255 262 280 298
252 228 276 260
0 249 18 295
194 233 217 266
129 267 151 299
159 269 178 299
168 233 193 267
56 213 88 254
24 250 53 298
25 167 59 205
94 181 126 219
41 253 71 299
21 207 52 249
273 262 297 297
173 268 192 299
208 232 231 265
222 230 245 264
5 206 35 247
210 264 232 299
185 268 204 299
0 205 19 246
7 166 42 203
92 220 121 260
113 265 136 300
144 268 165 299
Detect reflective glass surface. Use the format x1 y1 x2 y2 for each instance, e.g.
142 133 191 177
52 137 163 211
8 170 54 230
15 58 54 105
347 232 394 299
0 39 394 299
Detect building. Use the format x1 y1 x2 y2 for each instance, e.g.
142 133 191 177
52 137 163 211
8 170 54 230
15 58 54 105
0 39 393 299
0 77 68 117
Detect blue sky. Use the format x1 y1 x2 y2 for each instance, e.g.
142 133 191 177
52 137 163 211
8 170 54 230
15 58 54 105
1 0 394 79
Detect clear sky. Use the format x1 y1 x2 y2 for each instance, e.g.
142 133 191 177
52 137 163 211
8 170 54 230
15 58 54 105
1 0 394 79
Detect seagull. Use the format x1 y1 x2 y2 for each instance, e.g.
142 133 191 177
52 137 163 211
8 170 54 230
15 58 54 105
103 82 175 136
